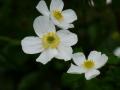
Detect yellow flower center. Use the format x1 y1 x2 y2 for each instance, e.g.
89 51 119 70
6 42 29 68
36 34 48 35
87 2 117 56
42 32 60 49
52 10 63 21
83 60 95 69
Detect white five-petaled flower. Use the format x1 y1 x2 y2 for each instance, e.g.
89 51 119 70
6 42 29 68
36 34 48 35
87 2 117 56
114 47 120 58
67 51 108 80
21 16 78 64
36 0 77 29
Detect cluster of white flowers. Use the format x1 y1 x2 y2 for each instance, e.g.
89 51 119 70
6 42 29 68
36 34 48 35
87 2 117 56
21 0 108 80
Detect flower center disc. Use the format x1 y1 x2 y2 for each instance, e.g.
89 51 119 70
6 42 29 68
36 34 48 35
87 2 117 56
83 60 95 69
42 32 60 49
52 10 63 21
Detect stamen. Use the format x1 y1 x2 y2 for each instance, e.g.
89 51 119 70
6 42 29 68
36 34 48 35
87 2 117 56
52 10 63 21
42 32 60 49
83 60 95 69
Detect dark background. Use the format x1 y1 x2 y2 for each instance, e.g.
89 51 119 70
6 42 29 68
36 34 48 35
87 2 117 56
0 0 120 90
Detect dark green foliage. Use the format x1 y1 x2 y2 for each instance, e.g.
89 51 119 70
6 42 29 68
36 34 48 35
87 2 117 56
0 0 120 90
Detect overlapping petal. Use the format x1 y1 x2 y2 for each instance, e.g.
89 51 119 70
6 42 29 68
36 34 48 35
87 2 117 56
85 69 100 80
94 54 108 69
72 52 86 66
33 16 56 37
55 45 73 61
88 51 101 62
36 49 58 64
50 0 64 12
57 30 78 47
21 36 44 54
62 9 77 23
67 64 86 74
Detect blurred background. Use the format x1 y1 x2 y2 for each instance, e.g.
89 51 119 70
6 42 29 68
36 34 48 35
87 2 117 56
0 0 120 90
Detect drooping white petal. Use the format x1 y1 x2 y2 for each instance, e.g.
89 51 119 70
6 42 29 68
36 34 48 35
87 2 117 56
85 69 100 80
21 36 44 54
36 0 50 16
72 52 86 66
36 49 58 64
33 16 56 37
67 64 86 74
88 51 101 62
57 30 78 46
114 47 120 58
55 45 73 61
50 0 64 11
95 54 108 69
62 9 77 23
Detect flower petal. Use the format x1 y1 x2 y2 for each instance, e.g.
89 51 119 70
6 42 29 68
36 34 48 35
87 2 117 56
36 0 50 16
33 16 56 37
95 54 108 69
50 0 64 11
67 64 86 74
55 45 73 61
58 23 74 29
85 69 100 80
59 24 74 29
88 51 101 61
62 9 77 23
57 30 78 46
21 36 44 54
36 49 58 64
72 52 86 66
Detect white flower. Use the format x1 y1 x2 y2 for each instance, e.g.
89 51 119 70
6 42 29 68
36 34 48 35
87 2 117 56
21 16 78 64
36 0 77 29
106 0 112 4
114 47 120 58
67 51 108 80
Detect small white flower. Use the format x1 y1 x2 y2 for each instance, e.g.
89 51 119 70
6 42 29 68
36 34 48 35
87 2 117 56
21 16 78 64
36 0 77 29
67 51 108 80
114 47 120 58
